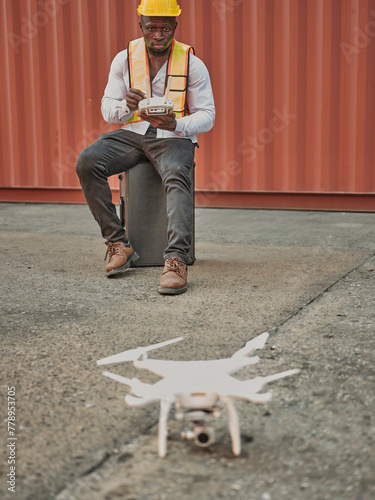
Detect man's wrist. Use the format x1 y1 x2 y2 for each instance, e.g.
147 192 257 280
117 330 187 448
119 100 131 121
174 118 184 134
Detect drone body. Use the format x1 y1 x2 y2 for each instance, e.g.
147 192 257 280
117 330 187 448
97 332 299 457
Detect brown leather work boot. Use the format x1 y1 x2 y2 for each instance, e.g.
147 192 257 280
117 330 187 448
105 242 139 276
158 257 188 295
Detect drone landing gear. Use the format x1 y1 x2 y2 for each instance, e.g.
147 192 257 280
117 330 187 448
158 399 172 458
220 396 241 456
156 397 241 457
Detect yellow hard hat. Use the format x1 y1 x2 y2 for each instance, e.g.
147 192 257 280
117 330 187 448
137 0 181 17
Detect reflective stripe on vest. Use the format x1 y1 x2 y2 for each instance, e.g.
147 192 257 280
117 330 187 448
125 38 194 125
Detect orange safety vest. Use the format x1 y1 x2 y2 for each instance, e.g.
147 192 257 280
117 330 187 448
125 37 194 124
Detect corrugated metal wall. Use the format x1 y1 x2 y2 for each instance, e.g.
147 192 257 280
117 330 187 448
1 0 375 210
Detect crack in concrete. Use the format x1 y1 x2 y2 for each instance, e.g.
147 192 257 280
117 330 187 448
269 250 375 337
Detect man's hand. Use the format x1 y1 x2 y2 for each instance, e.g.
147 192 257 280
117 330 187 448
126 88 146 111
139 110 177 131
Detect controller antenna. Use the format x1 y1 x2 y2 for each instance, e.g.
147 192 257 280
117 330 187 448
164 76 172 104
145 76 151 105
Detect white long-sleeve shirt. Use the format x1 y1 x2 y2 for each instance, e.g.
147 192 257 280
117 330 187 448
101 46 215 142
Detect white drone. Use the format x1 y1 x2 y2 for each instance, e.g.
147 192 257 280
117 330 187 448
97 332 299 458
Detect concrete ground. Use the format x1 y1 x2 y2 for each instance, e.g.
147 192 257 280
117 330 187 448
0 203 374 500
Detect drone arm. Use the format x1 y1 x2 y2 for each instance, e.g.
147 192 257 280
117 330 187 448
102 371 159 400
222 389 273 403
132 359 182 378
125 394 158 406
247 391 272 402
218 377 273 403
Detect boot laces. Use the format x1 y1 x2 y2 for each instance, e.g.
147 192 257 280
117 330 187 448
105 242 122 262
164 258 186 278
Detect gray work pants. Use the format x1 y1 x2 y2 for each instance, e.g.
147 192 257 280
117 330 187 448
76 126 196 264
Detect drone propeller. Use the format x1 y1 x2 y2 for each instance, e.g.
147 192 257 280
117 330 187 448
219 368 300 401
97 337 184 366
102 371 136 387
231 332 269 359
258 368 300 385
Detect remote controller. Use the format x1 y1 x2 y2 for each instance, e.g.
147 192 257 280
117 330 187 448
138 76 174 116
